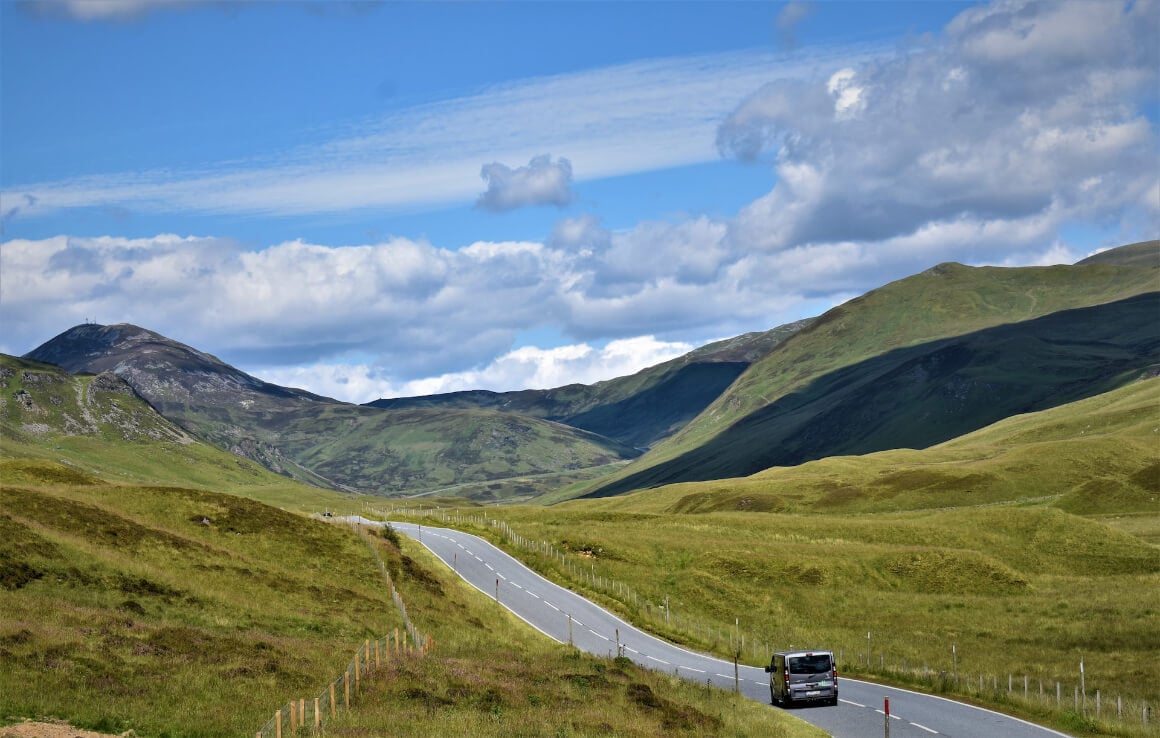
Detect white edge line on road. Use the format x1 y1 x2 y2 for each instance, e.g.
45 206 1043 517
840 677 1074 738
912 723 939 734
840 699 866 708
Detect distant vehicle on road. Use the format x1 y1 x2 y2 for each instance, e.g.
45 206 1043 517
765 650 839 707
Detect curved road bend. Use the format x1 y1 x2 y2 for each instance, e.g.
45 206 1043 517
368 520 1069 738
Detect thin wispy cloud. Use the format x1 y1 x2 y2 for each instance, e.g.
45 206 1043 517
0 44 877 223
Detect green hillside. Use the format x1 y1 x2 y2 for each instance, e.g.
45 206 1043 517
585 292 1159 497
581 252 1160 498
573 375 1160 518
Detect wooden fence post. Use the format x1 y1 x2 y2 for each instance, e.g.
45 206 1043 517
289 700 296 731
314 697 321 729
355 651 361 692
275 709 282 738
345 672 351 709
330 681 337 718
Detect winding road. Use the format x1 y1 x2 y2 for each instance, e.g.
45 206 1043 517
371 520 1070 738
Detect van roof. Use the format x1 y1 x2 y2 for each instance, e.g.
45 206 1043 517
774 650 834 657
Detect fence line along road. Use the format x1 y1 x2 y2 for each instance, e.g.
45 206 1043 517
255 523 431 738
366 519 1087 738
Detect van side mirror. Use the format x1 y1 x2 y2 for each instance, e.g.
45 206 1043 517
764 666 772 673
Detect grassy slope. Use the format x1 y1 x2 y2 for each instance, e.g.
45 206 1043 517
579 258 1159 498
0 481 401 736
0 475 822 738
276 404 637 497
324 528 824 738
586 294 1160 497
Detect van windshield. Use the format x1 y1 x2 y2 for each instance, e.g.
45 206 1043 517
788 655 832 674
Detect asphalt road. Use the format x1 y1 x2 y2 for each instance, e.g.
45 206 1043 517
370 520 1071 738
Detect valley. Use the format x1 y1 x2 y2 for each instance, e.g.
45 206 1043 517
1 241 1157 736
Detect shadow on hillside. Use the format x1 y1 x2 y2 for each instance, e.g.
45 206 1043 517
583 292 1160 498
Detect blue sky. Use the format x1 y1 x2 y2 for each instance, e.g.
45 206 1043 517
2 0 1157 403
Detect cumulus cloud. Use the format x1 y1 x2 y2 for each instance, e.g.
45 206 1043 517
476 154 574 212
0 220 799 399
719 0 1159 258
254 336 693 404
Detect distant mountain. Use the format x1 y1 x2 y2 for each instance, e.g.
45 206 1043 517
23 325 637 498
366 321 810 450
581 242 1160 498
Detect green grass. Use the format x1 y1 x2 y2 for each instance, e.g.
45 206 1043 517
0 482 401 736
324 529 826 738
391 502 1160 735
0 480 824 738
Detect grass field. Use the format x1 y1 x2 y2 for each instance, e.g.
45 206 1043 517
0 474 825 738
379 379 1160 735
323 527 826 738
0 476 401 736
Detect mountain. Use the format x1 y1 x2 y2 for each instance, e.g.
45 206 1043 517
23 325 637 498
0 353 348 504
580 242 1160 498
577 374 1160 517
366 321 810 450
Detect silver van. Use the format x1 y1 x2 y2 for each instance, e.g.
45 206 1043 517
764 650 839 707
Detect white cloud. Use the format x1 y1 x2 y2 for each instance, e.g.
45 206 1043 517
719 0 1159 256
255 336 693 403
1 43 879 222
476 154 574 212
4 0 1155 403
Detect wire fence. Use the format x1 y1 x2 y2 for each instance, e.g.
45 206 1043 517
254 522 431 738
382 505 1158 736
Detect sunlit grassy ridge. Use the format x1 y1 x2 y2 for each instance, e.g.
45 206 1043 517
583 257 1159 498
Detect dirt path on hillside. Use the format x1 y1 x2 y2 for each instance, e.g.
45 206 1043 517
0 720 125 738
